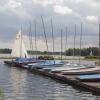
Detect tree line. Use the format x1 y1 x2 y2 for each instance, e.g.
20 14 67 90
65 47 98 56
0 47 99 56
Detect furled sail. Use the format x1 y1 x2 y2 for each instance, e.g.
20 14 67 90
11 30 28 58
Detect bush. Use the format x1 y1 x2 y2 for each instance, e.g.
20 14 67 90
38 56 54 60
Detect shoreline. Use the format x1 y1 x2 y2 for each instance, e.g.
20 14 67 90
0 57 98 61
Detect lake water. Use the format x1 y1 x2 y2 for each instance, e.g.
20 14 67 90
0 59 100 100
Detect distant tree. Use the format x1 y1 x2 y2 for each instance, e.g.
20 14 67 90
65 47 98 56
0 48 11 54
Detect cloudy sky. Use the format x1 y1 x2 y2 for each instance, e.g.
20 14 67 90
0 0 100 51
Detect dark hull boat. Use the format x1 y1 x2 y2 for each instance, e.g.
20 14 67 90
4 61 25 68
76 74 100 82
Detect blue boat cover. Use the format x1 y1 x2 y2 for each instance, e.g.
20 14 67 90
14 57 36 63
38 60 64 66
77 74 100 79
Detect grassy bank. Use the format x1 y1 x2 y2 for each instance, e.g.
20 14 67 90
0 57 15 59
84 56 98 60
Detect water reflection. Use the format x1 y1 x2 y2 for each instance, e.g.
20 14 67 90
0 60 100 100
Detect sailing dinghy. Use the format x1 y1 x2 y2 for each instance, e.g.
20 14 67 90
27 60 65 69
4 30 41 67
43 64 95 72
62 67 100 75
11 30 28 58
76 74 100 82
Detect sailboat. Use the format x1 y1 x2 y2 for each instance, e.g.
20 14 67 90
75 18 100 81
62 20 100 75
4 30 42 68
62 67 100 75
27 18 65 69
43 65 95 72
49 23 99 74
11 30 28 58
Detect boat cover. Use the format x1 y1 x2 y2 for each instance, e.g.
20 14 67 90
14 57 36 63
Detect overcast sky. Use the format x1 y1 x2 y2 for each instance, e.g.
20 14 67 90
0 0 100 51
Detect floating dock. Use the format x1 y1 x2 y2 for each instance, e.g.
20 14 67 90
4 61 100 95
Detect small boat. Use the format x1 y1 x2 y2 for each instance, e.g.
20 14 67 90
43 63 79 70
76 74 100 82
62 67 100 75
45 65 95 73
27 60 65 69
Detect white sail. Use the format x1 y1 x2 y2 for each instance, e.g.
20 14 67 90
90 50 93 56
11 30 28 58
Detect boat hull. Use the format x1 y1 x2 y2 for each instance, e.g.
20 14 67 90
4 60 43 69
27 60 65 69
50 66 95 73
77 78 100 82
76 74 100 82
62 68 100 75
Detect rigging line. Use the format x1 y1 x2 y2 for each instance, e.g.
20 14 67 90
51 18 55 61
79 23 83 64
41 16 49 52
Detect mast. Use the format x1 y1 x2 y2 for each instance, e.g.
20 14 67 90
29 22 33 55
98 18 100 65
51 19 55 62
20 26 22 58
31 23 33 52
79 23 83 64
65 27 68 56
61 29 63 61
41 16 49 52
34 20 38 59
73 24 76 60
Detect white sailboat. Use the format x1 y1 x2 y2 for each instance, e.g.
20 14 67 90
90 50 93 56
11 30 28 58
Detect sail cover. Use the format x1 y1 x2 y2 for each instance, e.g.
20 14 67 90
11 30 28 58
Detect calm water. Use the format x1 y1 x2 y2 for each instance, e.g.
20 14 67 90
0 60 100 100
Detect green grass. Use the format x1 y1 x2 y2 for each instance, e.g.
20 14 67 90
84 56 98 59
0 57 16 59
